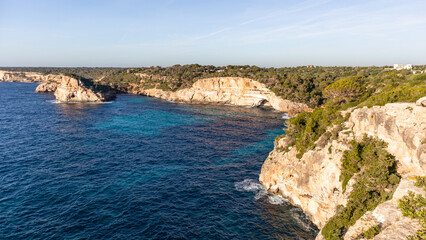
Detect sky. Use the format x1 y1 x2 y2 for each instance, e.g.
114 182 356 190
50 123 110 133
1 0 426 67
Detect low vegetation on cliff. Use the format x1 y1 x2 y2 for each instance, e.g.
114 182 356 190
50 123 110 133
279 70 424 239
281 71 425 157
2 65 425 108
398 176 426 240
321 136 400 240
62 73 114 93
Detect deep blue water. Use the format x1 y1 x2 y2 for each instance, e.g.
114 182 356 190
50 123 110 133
0 82 318 239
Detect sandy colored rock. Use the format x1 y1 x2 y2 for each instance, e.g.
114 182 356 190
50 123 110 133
344 178 423 240
260 101 426 239
54 76 115 102
416 96 426 107
350 103 426 176
35 82 58 92
138 77 310 114
0 70 64 83
260 125 353 228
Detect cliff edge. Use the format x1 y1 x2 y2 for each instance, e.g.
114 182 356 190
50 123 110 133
54 76 116 102
259 99 426 239
137 77 310 114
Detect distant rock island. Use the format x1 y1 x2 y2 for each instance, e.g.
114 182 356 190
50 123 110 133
1 70 116 102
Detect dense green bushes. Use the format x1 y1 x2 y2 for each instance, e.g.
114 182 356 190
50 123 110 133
398 176 426 240
321 136 400 240
323 76 365 104
122 65 387 107
286 106 347 158
2 65 425 108
360 83 426 107
363 225 381 239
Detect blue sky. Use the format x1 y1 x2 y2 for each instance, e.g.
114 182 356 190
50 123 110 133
1 0 426 67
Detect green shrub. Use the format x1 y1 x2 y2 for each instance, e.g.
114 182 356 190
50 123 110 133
286 105 347 158
398 176 426 240
412 73 426 81
321 136 400 239
363 225 381 239
323 76 365 104
360 84 426 107
415 176 426 191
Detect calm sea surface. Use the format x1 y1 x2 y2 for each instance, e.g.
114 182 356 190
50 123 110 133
0 82 318 239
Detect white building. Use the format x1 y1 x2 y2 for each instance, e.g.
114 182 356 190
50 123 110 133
394 64 403 70
404 64 412 70
393 64 412 70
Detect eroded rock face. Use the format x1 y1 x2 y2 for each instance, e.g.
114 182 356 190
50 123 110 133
260 124 353 228
35 82 59 92
0 70 63 83
54 76 115 102
138 77 310 114
259 99 426 238
343 178 424 240
350 103 426 176
417 96 426 107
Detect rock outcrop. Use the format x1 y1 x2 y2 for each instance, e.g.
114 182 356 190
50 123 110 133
259 99 426 239
0 70 63 83
54 76 116 102
342 178 423 240
137 77 310 114
35 82 59 92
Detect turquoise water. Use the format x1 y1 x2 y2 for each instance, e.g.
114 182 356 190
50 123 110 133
0 82 318 239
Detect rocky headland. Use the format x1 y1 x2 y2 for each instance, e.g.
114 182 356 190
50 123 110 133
1 70 116 102
53 76 116 102
2 71 309 113
259 99 426 239
135 77 310 114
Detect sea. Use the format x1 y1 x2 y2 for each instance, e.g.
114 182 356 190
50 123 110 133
0 82 318 239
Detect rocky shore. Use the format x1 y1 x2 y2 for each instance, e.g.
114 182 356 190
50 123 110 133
1 71 116 102
2 71 309 113
259 99 426 239
135 77 310 115
53 76 116 102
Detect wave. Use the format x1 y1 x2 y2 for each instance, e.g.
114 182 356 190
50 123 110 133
47 100 113 104
281 113 292 120
268 195 289 205
235 179 289 204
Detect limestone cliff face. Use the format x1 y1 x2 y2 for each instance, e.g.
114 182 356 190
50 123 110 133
350 104 426 176
35 82 59 92
0 70 62 83
54 76 115 102
137 77 310 114
342 178 424 240
259 100 426 238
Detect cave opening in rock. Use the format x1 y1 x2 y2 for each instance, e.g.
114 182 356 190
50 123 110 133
257 99 272 108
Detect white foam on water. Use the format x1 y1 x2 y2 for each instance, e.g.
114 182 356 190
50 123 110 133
235 179 268 200
235 179 290 203
281 113 291 120
47 100 113 104
47 100 62 104
267 194 289 205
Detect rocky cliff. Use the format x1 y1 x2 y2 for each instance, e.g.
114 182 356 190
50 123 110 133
54 76 115 102
0 70 62 83
136 77 310 114
259 100 426 239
